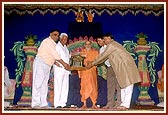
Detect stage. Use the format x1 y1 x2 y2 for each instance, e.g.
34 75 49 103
4 105 164 112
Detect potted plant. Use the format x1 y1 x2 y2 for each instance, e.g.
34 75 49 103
136 32 148 45
25 34 37 46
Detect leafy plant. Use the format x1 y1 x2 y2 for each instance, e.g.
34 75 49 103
25 34 37 40
135 32 148 38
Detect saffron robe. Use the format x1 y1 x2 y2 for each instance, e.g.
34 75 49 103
78 48 99 103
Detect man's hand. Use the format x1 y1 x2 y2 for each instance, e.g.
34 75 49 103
63 63 71 70
57 59 71 70
54 61 62 67
85 62 93 69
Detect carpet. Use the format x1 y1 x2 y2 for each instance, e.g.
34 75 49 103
4 105 164 112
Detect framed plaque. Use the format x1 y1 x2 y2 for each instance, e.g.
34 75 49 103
69 55 86 71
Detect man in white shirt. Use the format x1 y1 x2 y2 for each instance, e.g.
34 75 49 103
53 33 71 108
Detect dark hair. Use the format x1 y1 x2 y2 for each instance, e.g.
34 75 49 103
96 34 103 40
50 29 60 34
103 32 114 39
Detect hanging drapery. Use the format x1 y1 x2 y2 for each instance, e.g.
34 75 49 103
4 4 164 16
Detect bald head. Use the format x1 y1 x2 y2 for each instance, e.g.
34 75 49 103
84 40 92 50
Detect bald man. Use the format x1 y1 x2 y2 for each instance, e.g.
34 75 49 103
78 40 99 109
53 33 71 108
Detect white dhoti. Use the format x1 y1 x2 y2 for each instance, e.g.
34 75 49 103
53 66 69 107
120 84 134 108
31 57 51 107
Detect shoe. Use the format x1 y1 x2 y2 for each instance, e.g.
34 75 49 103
56 106 62 108
70 105 77 108
63 105 70 108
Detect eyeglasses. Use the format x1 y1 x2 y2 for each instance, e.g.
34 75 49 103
54 34 59 36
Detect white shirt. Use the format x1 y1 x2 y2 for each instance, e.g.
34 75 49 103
99 45 111 67
55 41 71 73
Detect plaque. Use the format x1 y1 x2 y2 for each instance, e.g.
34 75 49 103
69 55 86 71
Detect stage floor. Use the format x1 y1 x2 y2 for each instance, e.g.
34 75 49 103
4 105 164 112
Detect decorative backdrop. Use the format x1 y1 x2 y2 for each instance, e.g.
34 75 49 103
4 3 164 107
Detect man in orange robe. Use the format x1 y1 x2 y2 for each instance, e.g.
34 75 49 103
78 40 99 109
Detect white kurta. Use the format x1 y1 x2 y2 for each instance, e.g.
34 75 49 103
53 42 71 108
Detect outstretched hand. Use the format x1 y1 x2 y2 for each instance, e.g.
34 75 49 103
64 63 71 70
54 61 62 68
85 62 93 69
57 59 71 70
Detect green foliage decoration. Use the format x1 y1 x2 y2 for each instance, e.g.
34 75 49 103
10 34 41 87
135 32 148 39
10 41 25 87
147 42 162 87
123 40 137 60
